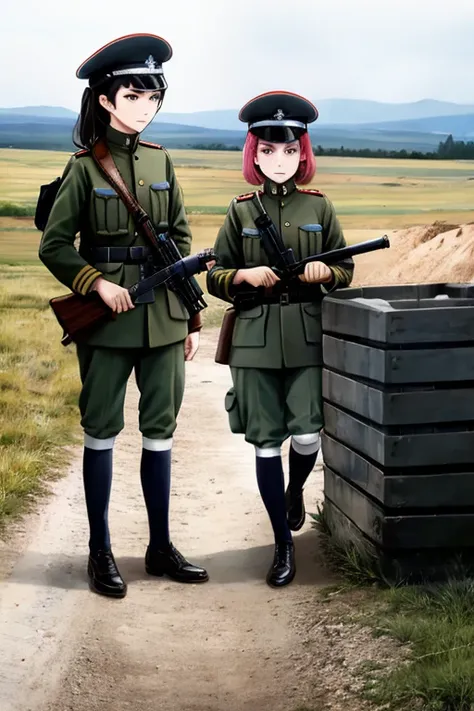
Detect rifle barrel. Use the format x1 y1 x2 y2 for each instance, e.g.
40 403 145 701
295 235 390 272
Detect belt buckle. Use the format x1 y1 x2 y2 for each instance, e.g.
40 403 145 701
129 246 143 262
280 292 290 306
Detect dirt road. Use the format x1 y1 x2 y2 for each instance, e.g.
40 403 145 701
0 331 365 711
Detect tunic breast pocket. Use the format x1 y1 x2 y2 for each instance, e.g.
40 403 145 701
93 188 129 236
149 182 170 225
298 223 323 259
241 228 261 267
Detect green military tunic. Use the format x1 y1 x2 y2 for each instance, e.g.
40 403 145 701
39 124 191 349
39 125 193 440
207 177 354 448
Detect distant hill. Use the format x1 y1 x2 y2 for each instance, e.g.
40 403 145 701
3 99 474 130
1 101 473 153
357 113 474 139
0 114 246 152
0 105 77 119
310 99 474 126
154 99 474 130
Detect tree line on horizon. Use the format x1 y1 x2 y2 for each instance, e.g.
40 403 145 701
189 135 474 160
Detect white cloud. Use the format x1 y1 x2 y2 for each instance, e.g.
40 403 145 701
1 0 473 112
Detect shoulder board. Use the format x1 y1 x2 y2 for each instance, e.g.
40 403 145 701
139 140 163 150
297 188 325 197
235 191 257 203
74 148 90 158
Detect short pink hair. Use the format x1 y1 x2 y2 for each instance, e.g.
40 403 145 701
242 131 316 186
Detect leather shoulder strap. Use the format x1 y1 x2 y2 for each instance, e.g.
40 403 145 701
91 138 160 251
91 139 148 223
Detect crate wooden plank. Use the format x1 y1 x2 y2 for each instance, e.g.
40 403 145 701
323 498 474 584
324 466 474 549
322 283 474 345
324 403 474 467
322 370 474 425
321 433 474 508
322 335 474 384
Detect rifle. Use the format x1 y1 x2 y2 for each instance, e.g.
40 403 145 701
215 234 390 364
50 249 215 346
252 191 389 279
233 235 390 311
91 139 208 317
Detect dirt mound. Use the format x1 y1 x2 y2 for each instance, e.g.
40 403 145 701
353 221 474 287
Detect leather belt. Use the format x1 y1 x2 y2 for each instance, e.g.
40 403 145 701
260 285 322 305
91 246 151 264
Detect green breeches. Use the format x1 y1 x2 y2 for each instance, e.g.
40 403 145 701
226 366 323 449
76 341 185 440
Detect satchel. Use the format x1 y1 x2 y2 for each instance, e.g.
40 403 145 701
34 177 62 231
214 307 237 365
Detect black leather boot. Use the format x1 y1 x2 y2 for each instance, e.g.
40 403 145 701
145 543 209 583
285 485 306 531
87 549 127 598
266 542 296 587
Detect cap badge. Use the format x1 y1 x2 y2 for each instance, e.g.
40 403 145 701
145 55 157 69
274 109 285 121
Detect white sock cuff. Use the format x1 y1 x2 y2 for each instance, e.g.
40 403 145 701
84 434 116 450
291 433 320 455
142 436 173 452
255 446 281 458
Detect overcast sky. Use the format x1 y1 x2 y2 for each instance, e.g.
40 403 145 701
2 0 474 113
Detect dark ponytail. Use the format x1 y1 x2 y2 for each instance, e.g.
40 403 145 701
73 74 165 149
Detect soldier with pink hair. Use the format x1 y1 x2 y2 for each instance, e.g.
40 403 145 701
207 91 353 587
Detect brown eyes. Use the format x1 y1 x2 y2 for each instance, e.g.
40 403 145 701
260 148 297 156
124 94 161 102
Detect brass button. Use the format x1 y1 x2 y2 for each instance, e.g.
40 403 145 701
138 179 145 186
284 221 291 227
281 201 285 207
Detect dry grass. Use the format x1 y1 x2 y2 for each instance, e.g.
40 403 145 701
1 148 473 230
0 266 81 530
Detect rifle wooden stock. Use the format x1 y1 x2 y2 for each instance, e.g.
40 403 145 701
50 250 215 346
49 291 115 346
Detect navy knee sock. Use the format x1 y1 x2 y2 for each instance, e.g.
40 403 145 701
289 444 318 493
140 448 171 550
83 447 113 555
256 455 292 544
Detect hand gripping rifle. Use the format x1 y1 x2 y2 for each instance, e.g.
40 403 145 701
91 139 208 318
50 249 216 346
233 192 390 309
252 190 389 278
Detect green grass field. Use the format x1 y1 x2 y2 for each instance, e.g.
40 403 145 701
1 148 473 230
1 147 474 707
